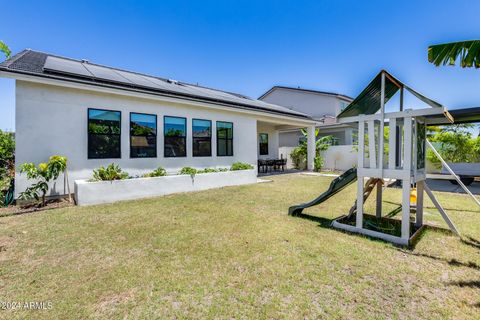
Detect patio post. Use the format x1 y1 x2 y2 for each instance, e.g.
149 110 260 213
307 125 316 171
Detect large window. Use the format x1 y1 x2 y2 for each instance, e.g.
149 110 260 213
259 133 269 155
193 119 212 157
130 113 157 158
88 108 121 159
217 121 233 156
164 116 186 157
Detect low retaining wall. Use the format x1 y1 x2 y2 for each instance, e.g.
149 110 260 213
74 169 257 206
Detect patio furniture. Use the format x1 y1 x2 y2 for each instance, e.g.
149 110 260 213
257 159 268 173
258 158 286 173
275 158 287 171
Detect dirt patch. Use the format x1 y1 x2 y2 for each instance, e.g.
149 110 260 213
94 289 136 317
0 198 74 218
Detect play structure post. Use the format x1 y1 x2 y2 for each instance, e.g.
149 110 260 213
356 118 365 228
416 180 424 227
307 125 316 171
376 180 382 218
401 116 413 240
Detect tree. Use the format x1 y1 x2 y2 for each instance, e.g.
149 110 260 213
428 40 480 68
427 125 480 165
0 41 11 59
19 156 67 206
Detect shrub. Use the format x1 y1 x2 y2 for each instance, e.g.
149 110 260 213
143 166 167 177
314 156 323 172
197 168 218 174
19 155 67 206
179 167 197 175
92 163 129 181
230 162 254 171
290 146 305 170
0 130 15 205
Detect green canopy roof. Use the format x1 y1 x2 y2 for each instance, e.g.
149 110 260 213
338 70 443 118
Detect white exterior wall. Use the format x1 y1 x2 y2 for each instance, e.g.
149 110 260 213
257 123 279 160
261 89 342 119
15 81 260 197
279 145 357 171
321 145 358 171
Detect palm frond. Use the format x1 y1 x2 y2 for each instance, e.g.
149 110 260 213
428 40 480 68
0 41 11 59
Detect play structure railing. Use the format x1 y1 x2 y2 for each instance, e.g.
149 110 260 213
345 108 448 181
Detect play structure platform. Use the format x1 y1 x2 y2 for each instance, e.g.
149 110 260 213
288 70 480 246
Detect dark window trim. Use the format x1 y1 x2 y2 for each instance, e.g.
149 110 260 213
87 107 122 160
129 112 158 158
164 115 187 158
192 118 212 157
216 121 234 157
259 133 269 156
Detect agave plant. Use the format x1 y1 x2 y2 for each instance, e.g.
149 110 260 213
428 40 480 68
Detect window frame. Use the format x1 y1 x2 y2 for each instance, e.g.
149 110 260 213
259 133 269 156
192 118 212 157
87 107 122 160
216 121 234 157
163 115 187 158
129 112 158 159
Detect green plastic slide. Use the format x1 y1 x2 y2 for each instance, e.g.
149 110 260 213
288 168 357 216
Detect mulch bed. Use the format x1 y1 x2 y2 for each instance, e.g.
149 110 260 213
0 197 74 217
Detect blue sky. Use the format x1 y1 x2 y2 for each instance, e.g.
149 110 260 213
1 0 480 131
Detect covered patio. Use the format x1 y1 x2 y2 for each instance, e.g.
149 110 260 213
256 118 317 173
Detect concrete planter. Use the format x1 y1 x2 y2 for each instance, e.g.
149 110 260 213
74 169 257 206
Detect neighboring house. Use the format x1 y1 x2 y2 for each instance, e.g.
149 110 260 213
0 50 317 197
259 86 358 170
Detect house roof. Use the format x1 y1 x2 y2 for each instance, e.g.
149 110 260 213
258 86 354 102
338 70 444 118
0 49 312 120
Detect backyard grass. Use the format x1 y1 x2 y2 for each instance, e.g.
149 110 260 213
0 173 479 319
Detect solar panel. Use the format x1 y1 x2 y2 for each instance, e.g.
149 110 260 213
114 70 165 90
44 56 93 78
41 55 306 117
82 63 133 84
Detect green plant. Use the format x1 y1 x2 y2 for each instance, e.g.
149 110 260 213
230 162 254 171
428 40 480 68
426 125 480 165
19 155 67 206
143 166 167 177
314 156 323 172
0 130 15 204
92 163 129 181
0 41 11 59
290 129 334 170
197 168 218 174
179 167 197 175
290 146 305 170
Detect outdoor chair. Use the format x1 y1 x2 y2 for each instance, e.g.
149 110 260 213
275 158 287 171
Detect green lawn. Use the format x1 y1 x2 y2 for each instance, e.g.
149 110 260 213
1 174 479 319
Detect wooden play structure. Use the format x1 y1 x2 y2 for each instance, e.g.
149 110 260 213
289 70 476 245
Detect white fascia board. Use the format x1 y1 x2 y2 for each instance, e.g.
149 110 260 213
1 71 316 127
337 107 452 124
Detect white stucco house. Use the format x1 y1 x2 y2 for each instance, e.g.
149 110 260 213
0 50 317 198
259 86 358 170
